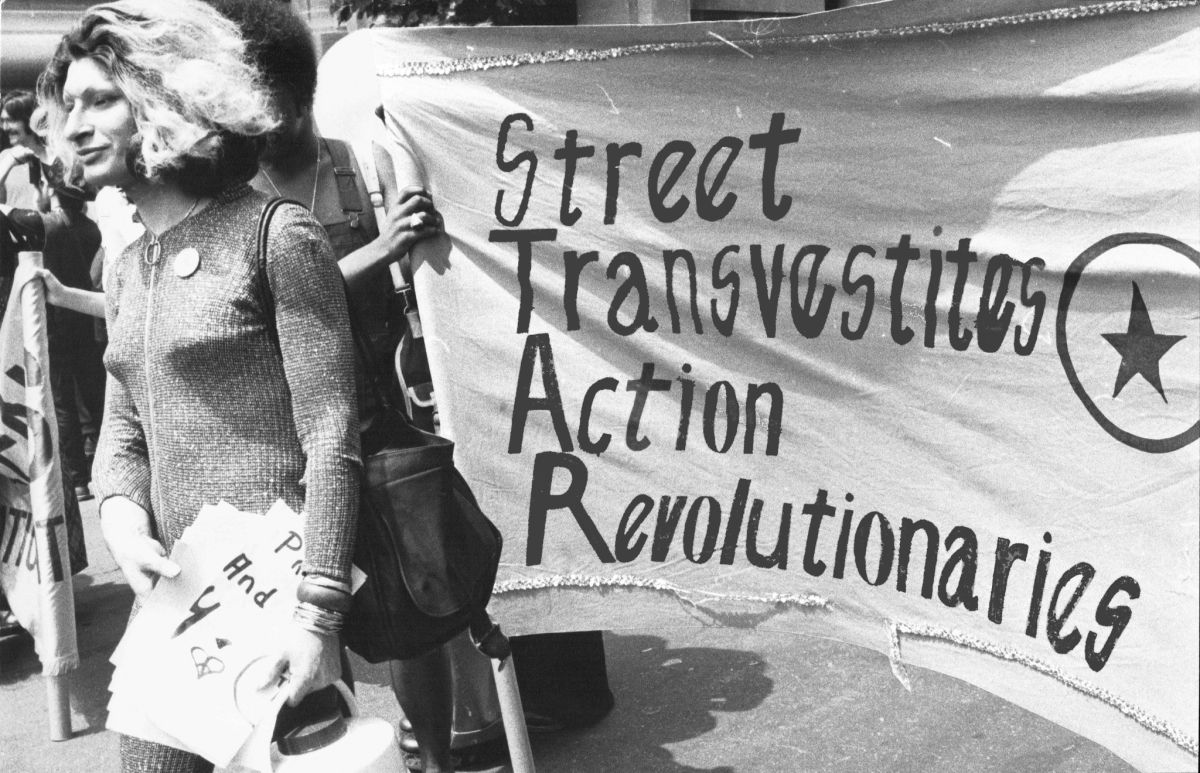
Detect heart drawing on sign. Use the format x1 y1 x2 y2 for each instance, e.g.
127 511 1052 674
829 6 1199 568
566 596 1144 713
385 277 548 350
190 646 226 680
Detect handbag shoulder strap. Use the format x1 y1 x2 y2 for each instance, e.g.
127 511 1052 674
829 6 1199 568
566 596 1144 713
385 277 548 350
256 196 298 320
257 193 416 439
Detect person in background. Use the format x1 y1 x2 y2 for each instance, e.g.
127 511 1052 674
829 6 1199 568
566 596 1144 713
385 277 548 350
6 102 110 500
25 106 107 502
0 115 21 307
38 2 361 770
204 2 453 770
215 3 615 769
1 91 53 212
35 261 106 318
36 164 144 331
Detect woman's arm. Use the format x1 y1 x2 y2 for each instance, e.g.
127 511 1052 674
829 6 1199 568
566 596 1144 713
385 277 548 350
259 202 361 705
35 268 105 317
263 202 361 582
337 142 442 294
98 494 180 600
337 186 440 293
0 147 36 189
91 270 177 598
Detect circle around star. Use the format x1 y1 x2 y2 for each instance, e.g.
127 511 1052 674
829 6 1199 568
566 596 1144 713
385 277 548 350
1056 232 1199 454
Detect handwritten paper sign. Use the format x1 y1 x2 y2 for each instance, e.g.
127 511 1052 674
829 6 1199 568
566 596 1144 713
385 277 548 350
108 501 308 768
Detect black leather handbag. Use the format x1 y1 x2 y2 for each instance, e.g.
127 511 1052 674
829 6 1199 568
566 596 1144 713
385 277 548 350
338 284 502 663
343 399 503 662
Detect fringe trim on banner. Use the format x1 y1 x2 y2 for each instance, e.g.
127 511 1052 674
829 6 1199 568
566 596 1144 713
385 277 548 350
377 0 1198 78
41 653 79 677
887 621 914 692
887 621 1199 758
493 572 829 625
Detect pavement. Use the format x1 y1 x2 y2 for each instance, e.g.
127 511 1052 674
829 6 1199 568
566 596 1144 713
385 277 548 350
1 497 1138 773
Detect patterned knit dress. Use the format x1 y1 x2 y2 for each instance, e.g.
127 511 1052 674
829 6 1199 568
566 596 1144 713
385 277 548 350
92 184 361 583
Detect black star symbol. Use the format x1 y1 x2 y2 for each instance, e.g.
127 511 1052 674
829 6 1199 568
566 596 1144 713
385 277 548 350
1101 282 1185 402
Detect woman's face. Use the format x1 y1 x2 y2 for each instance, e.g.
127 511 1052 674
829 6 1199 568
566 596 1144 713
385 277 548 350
1 108 33 149
262 86 307 162
62 57 138 189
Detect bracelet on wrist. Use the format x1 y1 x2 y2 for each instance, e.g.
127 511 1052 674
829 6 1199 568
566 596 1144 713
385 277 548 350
302 572 352 593
297 580 353 613
293 600 346 635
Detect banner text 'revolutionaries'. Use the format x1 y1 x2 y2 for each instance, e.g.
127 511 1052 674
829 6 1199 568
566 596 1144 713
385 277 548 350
524 463 1139 676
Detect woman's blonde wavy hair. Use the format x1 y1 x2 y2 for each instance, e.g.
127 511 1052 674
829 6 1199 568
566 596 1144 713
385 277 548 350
37 0 277 192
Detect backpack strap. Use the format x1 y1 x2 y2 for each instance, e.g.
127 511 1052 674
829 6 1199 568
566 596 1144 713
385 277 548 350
324 138 365 231
350 137 388 230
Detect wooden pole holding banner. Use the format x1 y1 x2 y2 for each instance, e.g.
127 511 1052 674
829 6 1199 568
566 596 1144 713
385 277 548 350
47 674 72 741
491 655 535 773
472 619 535 773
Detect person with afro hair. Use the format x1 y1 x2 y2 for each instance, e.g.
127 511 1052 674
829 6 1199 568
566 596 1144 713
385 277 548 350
204 2 452 771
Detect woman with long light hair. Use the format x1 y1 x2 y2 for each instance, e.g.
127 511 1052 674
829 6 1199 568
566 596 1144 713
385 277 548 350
38 2 361 770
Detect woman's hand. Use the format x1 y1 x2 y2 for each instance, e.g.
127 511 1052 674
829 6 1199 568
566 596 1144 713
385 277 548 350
259 623 342 706
1 146 37 166
340 186 445 290
0 147 36 185
33 268 106 317
374 185 442 263
34 268 68 306
99 496 180 601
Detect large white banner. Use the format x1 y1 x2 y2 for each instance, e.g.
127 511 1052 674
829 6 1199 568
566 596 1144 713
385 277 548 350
317 2 1199 769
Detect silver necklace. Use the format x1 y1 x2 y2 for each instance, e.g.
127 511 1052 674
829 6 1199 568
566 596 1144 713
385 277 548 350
262 139 321 212
143 197 201 265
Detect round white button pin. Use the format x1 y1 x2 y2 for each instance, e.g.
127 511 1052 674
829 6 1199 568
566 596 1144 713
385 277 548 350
174 247 200 278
